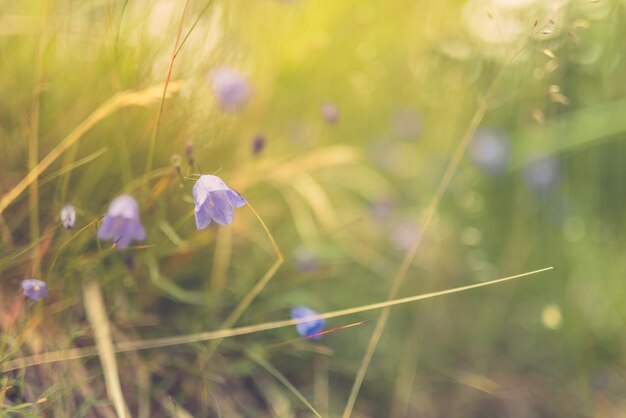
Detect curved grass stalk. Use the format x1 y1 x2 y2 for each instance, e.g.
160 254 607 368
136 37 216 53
175 1 216 56
201 202 284 359
1 266 552 372
0 81 184 216
143 0 191 188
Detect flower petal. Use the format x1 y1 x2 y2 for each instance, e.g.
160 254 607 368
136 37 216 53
225 189 247 208
131 220 146 241
115 233 133 249
97 215 115 240
195 204 212 230
193 175 229 207
108 195 140 220
205 191 235 225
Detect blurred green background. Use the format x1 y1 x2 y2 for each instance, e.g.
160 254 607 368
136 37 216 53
2 0 626 416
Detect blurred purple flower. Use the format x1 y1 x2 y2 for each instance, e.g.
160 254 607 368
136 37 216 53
97 195 146 249
60 204 76 229
391 219 420 251
21 279 48 301
370 197 395 222
292 246 321 273
210 67 251 111
291 306 326 340
252 134 266 156
468 128 510 175
523 156 561 194
391 108 422 140
321 103 339 124
193 175 246 229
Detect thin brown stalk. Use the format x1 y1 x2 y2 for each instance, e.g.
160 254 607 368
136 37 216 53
143 0 191 183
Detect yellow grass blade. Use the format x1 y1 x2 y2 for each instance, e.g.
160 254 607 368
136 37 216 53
201 201 285 359
1 267 552 373
83 279 130 418
0 81 184 216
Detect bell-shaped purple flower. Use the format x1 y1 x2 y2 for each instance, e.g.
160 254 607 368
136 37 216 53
21 279 48 301
97 195 146 249
193 175 246 229
210 67 251 111
291 306 326 340
60 204 76 229
469 128 510 175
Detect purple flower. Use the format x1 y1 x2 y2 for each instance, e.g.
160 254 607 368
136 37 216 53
291 306 326 340
391 108 422 140
321 103 339 124
523 156 561 194
97 195 146 249
252 134 266 156
21 279 48 301
60 204 76 229
193 175 246 229
468 128 509 175
391 219 420 251
292 246 321 273
370 197 395 222
210 67 251 111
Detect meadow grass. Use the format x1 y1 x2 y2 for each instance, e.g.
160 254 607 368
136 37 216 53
2 0 626 417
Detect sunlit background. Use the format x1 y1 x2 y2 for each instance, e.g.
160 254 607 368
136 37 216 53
2 0 626 416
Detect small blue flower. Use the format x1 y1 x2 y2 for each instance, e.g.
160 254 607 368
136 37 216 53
291 306 326 340
211 67 251 111
97 195 146 249
321 103 339 124
193 175 246 229
469 128 509 175
60 204 76 229
21 279 48 301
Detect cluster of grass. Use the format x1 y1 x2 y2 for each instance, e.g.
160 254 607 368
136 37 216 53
2 0 626 416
